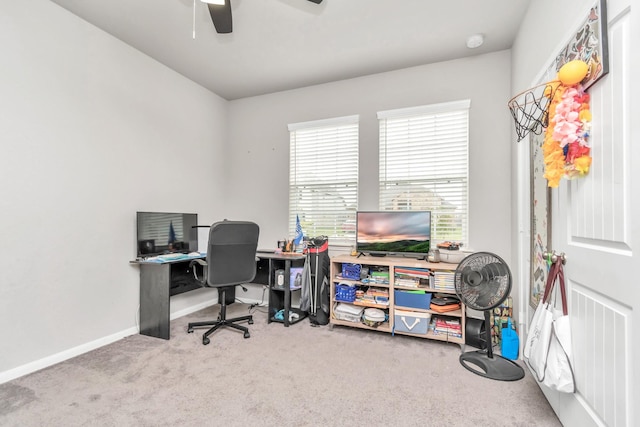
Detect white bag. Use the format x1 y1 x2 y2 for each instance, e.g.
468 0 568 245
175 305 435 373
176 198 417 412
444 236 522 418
524 259 575 393
546 314 575 393
523 259 558 363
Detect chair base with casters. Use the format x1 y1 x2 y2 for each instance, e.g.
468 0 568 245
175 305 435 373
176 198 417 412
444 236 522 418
187 286 254 345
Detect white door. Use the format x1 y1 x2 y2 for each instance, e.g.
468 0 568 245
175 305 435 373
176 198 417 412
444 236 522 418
532 3 637 426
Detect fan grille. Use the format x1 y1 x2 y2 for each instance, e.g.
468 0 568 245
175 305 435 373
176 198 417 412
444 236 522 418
454 252 511 310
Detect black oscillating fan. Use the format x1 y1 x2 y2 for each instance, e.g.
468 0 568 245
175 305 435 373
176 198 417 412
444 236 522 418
454 252 524 381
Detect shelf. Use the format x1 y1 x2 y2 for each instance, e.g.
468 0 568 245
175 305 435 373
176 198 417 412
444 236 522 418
353 301 390 309
334 276 362 283
330 318 392 333
394 284 457 294
394 329 464 344
330 254 466 349
394 305 463 318
270 308 308 325
270 286 302 292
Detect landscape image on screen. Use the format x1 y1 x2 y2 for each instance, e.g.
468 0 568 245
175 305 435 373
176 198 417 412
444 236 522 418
356 211 431 255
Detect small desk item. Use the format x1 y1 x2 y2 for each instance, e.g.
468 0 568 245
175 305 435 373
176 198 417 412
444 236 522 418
257 252 308 327
256 248 276 254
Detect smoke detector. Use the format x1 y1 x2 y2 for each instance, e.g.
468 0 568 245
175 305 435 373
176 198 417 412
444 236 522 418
466 34 484 49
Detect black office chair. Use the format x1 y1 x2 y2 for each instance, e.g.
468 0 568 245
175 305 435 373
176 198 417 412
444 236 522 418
187 220 260 345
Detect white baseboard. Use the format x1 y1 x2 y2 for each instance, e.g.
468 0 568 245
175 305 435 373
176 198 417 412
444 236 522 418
0 326 138 385
1 295 264 385
170 298 217 320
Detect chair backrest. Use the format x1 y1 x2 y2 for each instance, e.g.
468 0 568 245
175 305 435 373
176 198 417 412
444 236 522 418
206 220 260 287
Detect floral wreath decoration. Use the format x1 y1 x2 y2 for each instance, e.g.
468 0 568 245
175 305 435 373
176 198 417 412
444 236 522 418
542 60 592 188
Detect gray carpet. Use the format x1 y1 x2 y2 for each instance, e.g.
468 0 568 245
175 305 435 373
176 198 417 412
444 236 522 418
0 304 561 426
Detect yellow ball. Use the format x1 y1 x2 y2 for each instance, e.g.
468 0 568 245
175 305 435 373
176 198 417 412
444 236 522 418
557 60 589 86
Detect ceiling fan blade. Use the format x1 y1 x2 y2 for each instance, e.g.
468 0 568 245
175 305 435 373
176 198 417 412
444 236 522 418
307 0 323 3
207 2 232 34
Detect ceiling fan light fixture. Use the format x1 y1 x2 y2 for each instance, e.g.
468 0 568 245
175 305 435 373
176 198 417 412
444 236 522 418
200 0 225 5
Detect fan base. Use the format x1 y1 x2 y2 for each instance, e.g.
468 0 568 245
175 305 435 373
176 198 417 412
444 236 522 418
459 350 525 381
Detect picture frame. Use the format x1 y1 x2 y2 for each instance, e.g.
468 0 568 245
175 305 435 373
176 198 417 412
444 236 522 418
552 0 609 89
529 131 551 309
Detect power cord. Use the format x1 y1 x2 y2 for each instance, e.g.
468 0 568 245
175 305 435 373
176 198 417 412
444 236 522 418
234 284 268 314
135 304 140 332
248 285 269 314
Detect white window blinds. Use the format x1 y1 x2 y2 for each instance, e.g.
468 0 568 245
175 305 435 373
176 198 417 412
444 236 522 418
288 115 359 242
378 100 470 245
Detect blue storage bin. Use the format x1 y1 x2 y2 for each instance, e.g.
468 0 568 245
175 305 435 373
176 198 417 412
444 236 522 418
335 283 356 302
394 290 432 310
394 309 431 335
341 263 361 280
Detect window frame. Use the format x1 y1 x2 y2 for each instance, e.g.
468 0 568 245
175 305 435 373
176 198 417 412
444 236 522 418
377 100 470 246
288 115 359 245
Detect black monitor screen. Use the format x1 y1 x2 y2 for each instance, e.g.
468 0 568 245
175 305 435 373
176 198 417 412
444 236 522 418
136 212 198 257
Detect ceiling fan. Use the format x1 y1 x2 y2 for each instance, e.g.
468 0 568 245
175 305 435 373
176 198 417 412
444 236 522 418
201 0 323 34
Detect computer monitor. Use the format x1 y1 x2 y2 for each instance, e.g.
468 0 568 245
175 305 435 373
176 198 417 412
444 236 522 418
136 211 198 257
356 210 431 258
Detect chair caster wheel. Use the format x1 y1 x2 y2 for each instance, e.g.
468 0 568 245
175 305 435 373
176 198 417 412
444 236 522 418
187 328 193 333
248 319 254 325
203 337 210 345
244 332 250 339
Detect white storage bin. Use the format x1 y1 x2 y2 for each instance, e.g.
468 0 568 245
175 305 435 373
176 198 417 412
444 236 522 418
439 250 472 264
333 303 363 323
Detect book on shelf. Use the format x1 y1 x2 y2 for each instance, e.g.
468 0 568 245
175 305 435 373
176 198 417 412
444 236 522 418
363 277 390 285
430 317 462 338
354 287 390 307
432 271 455 291
394 277 420 287
394 267 431 278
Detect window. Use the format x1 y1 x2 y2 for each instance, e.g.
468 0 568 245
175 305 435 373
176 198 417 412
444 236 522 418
378 100 470 245
288 115 359 242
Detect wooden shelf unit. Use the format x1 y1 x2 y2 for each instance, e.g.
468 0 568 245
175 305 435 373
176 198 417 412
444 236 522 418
329 254 465 346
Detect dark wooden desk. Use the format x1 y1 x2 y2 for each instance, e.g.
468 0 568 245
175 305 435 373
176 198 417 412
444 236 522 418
133 252 309 339
131 255 205 340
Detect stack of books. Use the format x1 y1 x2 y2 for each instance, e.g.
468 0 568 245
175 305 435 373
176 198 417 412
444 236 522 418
354 287 389 307
430 316 462 338
394 267 431 288
365 270 390 285
433 271 455 291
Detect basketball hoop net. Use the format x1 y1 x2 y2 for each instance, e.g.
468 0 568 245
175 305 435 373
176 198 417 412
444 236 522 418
508 81 560 142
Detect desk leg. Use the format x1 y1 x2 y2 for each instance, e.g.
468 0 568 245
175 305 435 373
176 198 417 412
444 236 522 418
283 260 291 327
267 259 275 324
139 263 170 340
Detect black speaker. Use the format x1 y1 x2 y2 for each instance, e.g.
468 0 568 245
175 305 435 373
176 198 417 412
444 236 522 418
138 239 155 255
465 317 488 349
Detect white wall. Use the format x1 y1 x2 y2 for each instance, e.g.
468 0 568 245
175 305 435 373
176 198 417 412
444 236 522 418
225 51 515 261
225 50 515 314
0 1 228 378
